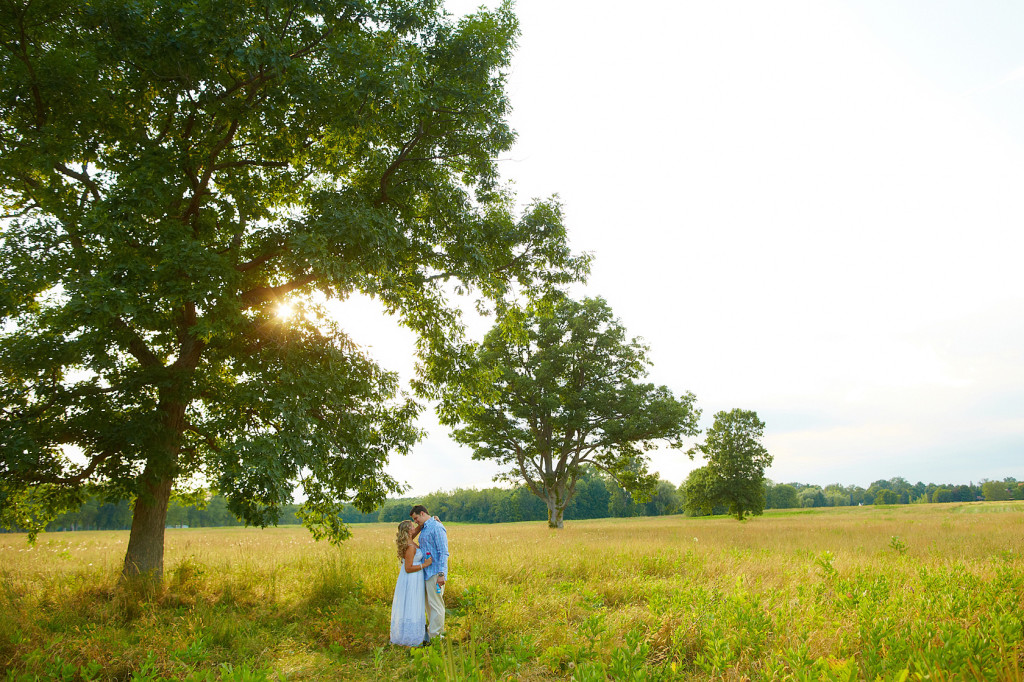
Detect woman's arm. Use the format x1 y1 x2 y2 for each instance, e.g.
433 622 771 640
410 515 438 539
404 545 433 573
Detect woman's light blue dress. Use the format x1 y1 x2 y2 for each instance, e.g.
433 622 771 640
390 548 426 646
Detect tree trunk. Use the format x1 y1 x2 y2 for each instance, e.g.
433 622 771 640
121 400 185 581
545 493 565 529
122 474 173 581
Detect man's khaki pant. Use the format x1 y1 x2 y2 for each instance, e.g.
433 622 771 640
425 574 445 640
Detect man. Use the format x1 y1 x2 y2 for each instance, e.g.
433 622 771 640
410 504 448 642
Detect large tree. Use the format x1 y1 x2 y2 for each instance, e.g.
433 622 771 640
441 294 700 528
684 409 772 520
0 0 585 578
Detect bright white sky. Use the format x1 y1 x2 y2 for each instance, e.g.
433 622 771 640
334 0 1024 495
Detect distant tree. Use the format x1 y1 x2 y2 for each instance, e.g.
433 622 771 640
874 489 900 505
378 502 414 524
0 0 585 580
510 487 548 522
641 480 683 516
765 483 800 509
95 500 133 530
951 485 973 502
442 294 700 528
684 409 773 521
565 470 612 520
981 481 1011 502
165 502 188 528
848 486 868 506
932 488 953 504
681 466 723 516
887 477 912 504
823 491 846 507
799 488 826 508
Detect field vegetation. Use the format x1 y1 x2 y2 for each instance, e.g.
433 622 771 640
2 502 1022 680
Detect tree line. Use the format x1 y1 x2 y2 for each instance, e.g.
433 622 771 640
11 474 1019 533
764 477 1023 508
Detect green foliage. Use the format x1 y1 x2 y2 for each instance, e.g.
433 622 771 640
765 482 800 509
0 0 585 572
370 469 680 526
681 465 723 517
685 409 772 520
873 489 900 505
982 480 1013 501
888 535 908 555
441 293 699 528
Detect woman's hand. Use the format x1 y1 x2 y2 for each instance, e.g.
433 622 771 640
423 555 433 567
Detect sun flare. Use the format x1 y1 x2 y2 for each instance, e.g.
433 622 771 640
275 302 295 320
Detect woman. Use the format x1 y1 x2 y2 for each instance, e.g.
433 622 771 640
390 519 432 647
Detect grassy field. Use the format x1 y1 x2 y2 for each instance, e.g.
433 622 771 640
2 502 1023 680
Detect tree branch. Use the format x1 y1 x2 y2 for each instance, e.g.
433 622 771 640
111 317 162 368
211 159 290 171
185 420 222 452
1 201 38 219
235 247 286 272
289 23 337 60
172 303 205 370
183 118 241 223
239 273 317 309
9 11 47 127
55 163 102 202
377 123 425 205
24 450 113 486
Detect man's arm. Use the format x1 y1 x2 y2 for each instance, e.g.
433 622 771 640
436 527 450 584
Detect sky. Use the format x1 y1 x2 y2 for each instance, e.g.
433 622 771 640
333 0 1024 496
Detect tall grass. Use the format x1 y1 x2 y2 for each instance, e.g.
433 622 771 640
1 502 1022 680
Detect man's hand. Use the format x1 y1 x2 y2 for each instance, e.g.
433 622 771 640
437 574 446 587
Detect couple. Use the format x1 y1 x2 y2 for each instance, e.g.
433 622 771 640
390 504 449 647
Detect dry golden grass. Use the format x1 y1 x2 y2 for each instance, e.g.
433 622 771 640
1 501 1022 680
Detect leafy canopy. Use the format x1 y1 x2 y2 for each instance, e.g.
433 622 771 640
441 293 699 526
0 0 586 544
685 409 772 520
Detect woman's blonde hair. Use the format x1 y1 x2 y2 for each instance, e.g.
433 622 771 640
396 520 415 560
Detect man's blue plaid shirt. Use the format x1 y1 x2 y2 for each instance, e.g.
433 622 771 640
418 518 448 580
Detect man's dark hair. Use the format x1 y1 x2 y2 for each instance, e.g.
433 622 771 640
410 504 428 517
